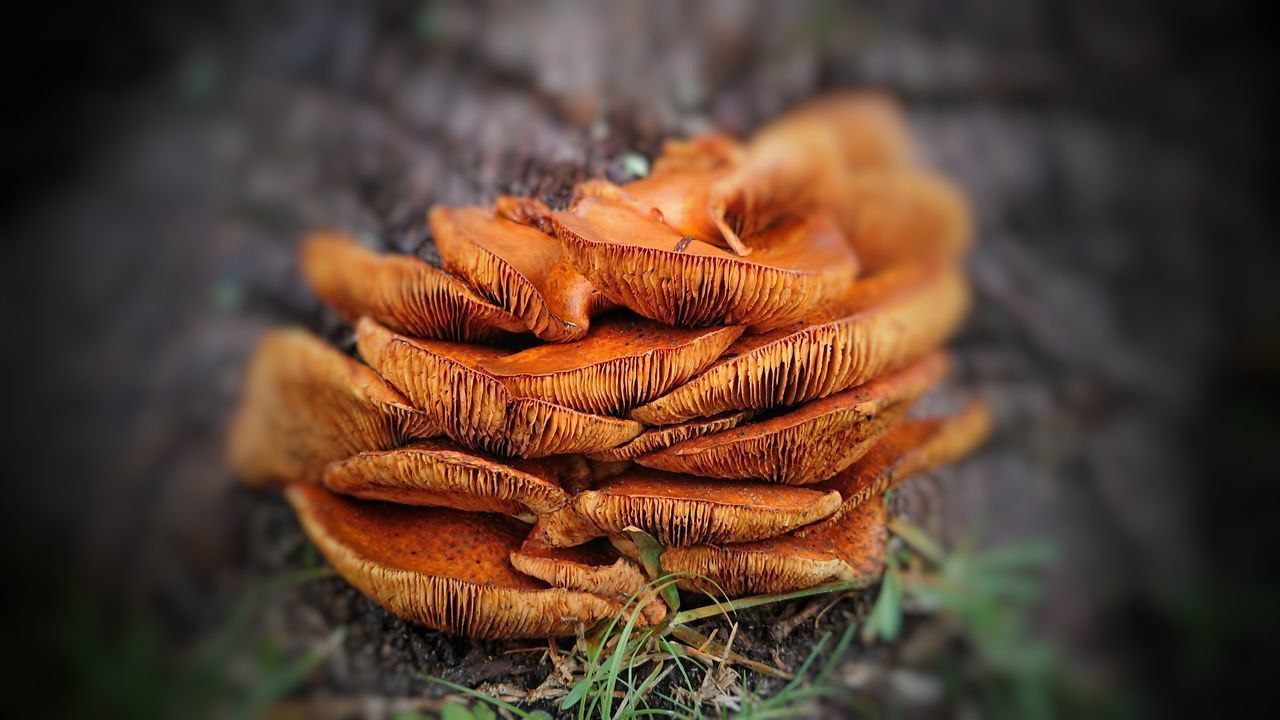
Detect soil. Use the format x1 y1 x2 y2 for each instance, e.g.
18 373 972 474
4 1 1272 717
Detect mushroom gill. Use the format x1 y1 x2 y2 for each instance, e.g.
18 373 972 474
801 400 993 534
356 317 643 457
510 527 667 624
430 205 612 341
587 411 754 463
300 232 525 342
476 315 744 415
320 439 581 518
228 329 438 486
635 351 950 484
613 495 888 597
624 403 990 596
552 194 858 329
630 262 969 425
537 470 841 547
286 485 619 638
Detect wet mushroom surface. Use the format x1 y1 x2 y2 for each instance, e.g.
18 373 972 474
227 92 992 642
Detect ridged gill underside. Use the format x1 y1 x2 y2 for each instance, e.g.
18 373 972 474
801 400 993 535
286 486 618 638
300 232 525 342
480 317 744 415
431 206 609 341
357 318 642 457
321 439 573 516
635 352 949 483
587 411 754 462
630 264 969 425
538 471 841 547
228 329 437 486
552 196 857 329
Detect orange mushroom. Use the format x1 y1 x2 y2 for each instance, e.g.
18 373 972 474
613 402 991 596
430 204 612 341
631 262 969 425
587 411 754 463
234 92 994 639
356 318 642 457
801 400 993 534
614 495 888 597
287 485 619 638
830 171 973 275
320 439 581 519
537 470 841 547
476 314 744 415
227 329 438 486
552 194 858 328
708 92 914 255
510 527 667 624
300 232 525 342
635 352 949 484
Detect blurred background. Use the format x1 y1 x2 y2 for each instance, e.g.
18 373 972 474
2 0 1275 717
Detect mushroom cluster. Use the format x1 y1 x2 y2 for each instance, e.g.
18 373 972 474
229 93 991 639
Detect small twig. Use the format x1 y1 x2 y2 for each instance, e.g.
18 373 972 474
772 599 827 641
668 626 793 680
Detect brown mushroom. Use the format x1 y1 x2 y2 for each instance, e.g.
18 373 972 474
635 352 949 484
300 232 525 342
537 469 841 547
800 399 993 534
510 526 667 624
286 485 619 638
228 329 438 486
631 262 969 425
552 193 858 328
321 439 584 519
430 205 612 341
709 92 913 255
476 315 744 415
356 318 643 457
587 411 754 463
830 171 973 275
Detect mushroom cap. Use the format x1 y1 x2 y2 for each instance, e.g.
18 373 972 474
300 232 525 342
321 439 582 517
537 469 841 547
430 205 611 341
227 329 437 486
511 527 667 624
630 262 969 425
801 400 992 535
552 194 858 328
830 172 973 275
356 318 643 457
771 92 914 171
708 92 913 254
649 132 743 176
477 314 744 415
587 411 754 462
618 495 888 597
286 485 618 638
579 166 729 248
635 352 950 484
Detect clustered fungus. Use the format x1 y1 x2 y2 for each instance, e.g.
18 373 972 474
230 93 991 638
